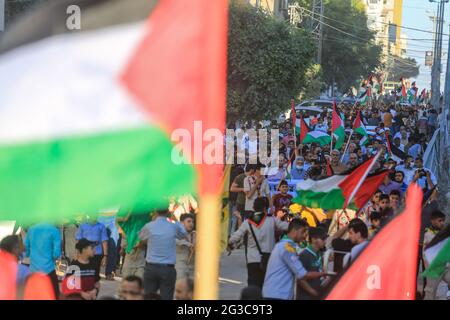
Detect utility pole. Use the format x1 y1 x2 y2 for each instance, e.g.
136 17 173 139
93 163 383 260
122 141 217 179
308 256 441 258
441 23 450 215
0 0 5 32
430 0 448 109
310 0 324 64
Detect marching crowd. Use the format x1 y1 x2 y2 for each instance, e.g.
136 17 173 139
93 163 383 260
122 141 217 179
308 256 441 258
225 98 447 300
0 97 448 300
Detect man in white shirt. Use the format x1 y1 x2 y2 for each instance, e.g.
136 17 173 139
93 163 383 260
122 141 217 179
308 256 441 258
397 155 415 184
228 197 288 288
244 164 271 218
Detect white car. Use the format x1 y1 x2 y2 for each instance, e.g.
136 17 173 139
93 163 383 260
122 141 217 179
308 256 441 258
298 99 334 109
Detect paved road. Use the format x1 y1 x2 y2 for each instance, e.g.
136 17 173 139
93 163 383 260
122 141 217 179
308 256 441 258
98 248 247 300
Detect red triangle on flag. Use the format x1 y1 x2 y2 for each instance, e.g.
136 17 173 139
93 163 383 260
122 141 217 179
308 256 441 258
121 0 228 195
326 184 423 300
299 116 309 144
338 152 381 208
332 100 342 132
352 111 362 130
353 170 390 209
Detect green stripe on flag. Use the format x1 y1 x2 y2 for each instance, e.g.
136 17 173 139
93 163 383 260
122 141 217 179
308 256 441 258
333 126 346 149
0 126 196 225
422 239 450 279
293 189 346 209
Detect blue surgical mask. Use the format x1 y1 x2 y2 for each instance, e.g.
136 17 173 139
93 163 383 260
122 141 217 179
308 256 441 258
296 165 303 170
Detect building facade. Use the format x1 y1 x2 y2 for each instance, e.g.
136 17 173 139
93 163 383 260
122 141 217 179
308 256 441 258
363 0 406 58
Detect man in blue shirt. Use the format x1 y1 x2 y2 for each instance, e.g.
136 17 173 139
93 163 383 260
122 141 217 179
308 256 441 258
25 223 61 297
262 219 328 300
139 209 188 300
76 217 108 281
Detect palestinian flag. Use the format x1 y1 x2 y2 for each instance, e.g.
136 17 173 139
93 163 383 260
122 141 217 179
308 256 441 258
302 131 332 146
327 184 423 300
293 153 388 210
0 0 227 224
352 111 368 146
400 78 407 102
357 88 368 106
298 116 309 144
332 101 345 150
408 81 418 104
422 237 450 279
298 117 331 146
419 88 427 104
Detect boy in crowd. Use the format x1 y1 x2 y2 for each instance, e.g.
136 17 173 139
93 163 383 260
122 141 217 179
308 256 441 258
297 227 327 300
368 211 382 240
363 190 382 223
62 238 100 300
389 190 402 212
271 180 293 216
423 210 446 252
348 219 369 262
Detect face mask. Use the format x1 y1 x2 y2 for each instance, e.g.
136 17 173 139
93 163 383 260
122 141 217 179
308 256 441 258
296 165 303 170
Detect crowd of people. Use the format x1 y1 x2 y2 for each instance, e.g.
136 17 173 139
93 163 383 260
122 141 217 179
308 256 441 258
225 99 448 300
0 98 448 300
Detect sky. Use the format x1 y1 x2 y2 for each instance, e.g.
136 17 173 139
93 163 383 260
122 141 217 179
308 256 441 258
402 0 450 90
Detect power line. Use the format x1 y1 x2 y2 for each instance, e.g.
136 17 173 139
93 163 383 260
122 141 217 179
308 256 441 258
305 10 373 43
300 5 449 38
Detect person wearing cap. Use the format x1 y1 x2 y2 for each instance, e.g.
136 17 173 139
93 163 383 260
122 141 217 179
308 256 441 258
75 217 109 281
61 238 100 300
297 227 327 300
138 209 188 300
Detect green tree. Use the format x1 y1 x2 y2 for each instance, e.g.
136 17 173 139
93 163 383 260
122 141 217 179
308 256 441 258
294 0 382 92
227 2 316 124
384 56 419 81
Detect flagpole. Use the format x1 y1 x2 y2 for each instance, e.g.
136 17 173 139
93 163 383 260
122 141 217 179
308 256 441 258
340 130 353 162
195 193 221 299
290 97 299 156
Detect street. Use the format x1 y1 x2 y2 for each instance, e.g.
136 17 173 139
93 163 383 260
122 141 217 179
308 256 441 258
98 249 247 300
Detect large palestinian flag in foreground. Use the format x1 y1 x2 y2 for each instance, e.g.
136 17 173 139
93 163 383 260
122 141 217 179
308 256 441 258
293 153 389 210
0 0 226 224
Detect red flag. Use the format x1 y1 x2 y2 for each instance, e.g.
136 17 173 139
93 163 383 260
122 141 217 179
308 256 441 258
327 184 423 300
352 111 362 130
331 100 341 132
0 250 17 300
23 273 56 300
339 152 382 208
291 99 296 129
299 116 309 144
353 170 390 209
121 0 228 195
385 131 392 155
325 157 333 177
